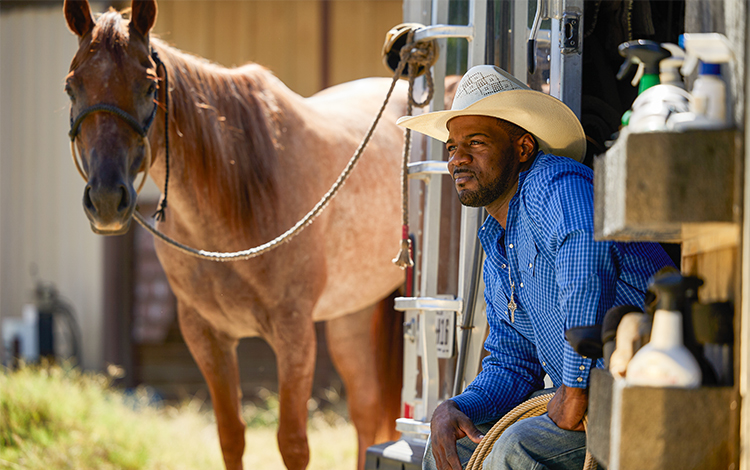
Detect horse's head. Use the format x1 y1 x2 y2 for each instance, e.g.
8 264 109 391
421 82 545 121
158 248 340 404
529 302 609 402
64 0 159 235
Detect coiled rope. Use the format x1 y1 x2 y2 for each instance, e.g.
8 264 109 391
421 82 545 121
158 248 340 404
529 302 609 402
133 33 437 262
465 393 597 470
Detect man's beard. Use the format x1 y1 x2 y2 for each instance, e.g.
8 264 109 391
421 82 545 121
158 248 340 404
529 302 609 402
456 168 517 207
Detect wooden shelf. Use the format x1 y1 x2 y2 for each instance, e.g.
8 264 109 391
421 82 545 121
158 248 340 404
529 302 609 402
594 129 741 243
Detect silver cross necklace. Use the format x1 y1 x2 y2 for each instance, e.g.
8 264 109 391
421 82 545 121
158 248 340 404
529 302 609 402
507 267 517 323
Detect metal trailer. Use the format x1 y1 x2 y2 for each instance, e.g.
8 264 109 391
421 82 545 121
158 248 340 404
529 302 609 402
366 1 748 469
366 0 584 468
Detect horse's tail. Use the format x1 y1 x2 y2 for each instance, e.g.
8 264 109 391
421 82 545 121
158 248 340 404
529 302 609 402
371 289 403 443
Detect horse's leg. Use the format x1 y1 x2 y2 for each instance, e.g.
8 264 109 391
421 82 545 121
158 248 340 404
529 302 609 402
326 301 399 470
178 305 245 470
272 319 317 470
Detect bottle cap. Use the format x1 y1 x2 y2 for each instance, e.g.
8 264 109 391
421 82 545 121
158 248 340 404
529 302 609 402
699 62 721 75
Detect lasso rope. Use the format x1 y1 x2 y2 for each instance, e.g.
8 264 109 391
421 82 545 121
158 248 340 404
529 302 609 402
465 393 597 470
132 35 438 262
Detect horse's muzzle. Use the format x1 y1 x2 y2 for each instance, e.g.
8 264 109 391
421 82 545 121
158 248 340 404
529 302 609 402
83 181 136 235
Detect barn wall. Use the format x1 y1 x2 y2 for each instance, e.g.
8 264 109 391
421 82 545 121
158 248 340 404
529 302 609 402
152 0 402 97
0 3 108 370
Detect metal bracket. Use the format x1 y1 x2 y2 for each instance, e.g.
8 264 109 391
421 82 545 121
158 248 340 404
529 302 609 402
561 13 581 53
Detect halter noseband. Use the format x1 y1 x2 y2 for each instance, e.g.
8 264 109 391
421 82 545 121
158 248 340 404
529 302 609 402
68 50 169 211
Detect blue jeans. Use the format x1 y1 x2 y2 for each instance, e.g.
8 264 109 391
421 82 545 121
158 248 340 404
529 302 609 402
422 413 587 470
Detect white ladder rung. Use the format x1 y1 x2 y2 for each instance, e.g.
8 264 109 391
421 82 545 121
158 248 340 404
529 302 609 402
407 160 449 180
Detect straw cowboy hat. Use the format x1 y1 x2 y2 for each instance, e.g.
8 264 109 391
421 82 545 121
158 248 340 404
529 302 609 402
397 65 587 161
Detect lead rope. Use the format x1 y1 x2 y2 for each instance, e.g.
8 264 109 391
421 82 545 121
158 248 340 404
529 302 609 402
464 393 597 470
151 50 170 222
133 37 437 262
392 30 436 269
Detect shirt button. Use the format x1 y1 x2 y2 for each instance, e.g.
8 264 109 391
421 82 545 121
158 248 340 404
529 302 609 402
577 377 583 383
509 243 514 248
519 282 524 288
542 361 546 366
529 263 533 268
501 264 507 269
481 227 485 231
579 365 586 371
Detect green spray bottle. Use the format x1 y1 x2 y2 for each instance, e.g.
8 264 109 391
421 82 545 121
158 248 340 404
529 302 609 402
617 40 672 126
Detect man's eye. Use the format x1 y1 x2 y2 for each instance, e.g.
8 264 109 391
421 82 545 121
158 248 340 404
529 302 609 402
470 140 483 146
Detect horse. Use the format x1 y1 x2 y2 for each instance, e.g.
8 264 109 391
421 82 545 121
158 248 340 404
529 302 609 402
63 1 409 469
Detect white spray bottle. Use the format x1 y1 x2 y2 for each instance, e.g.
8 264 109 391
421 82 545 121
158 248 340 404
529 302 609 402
667 33 733 130
626 273 702 388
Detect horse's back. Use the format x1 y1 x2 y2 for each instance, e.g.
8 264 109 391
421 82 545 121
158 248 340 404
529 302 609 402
291 77 409 320
307 77 409 121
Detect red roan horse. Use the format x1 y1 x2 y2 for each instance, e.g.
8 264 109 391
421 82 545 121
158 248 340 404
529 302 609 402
63 1 408 469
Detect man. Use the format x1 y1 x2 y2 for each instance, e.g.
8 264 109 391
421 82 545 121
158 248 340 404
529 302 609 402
397 65 674 470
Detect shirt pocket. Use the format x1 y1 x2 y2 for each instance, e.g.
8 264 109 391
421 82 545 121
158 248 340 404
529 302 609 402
519 242 538 278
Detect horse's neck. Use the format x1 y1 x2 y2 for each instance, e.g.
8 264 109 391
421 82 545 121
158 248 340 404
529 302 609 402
149 40 300 241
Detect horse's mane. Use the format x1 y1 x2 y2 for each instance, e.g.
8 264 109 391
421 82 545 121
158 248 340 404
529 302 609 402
84 9 280 239
152 39 280 239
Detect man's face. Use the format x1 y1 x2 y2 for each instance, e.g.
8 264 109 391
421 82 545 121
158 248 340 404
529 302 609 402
445 115 522 208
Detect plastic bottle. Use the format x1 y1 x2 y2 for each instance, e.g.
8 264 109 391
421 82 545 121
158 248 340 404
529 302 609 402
659 43 686 88
617 40 672 127
625 272 702 388
691 62 725 121
667 33 732 130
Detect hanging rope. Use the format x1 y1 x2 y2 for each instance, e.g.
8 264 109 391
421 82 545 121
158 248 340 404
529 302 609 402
132 32 437 262
464 393 598 470
151 50 170 222
392 29 437 269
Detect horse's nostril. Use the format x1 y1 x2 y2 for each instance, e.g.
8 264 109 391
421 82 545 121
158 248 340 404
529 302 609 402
117 185 130 212
83 185 95 212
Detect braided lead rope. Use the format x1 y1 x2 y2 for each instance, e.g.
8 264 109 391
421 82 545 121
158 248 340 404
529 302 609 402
133 39 437 262
392 32 437 268
464 393 597 470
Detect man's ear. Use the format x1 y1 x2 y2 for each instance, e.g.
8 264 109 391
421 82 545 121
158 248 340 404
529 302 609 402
517 133 537 163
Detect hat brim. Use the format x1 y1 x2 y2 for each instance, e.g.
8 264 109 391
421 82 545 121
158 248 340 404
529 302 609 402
397 89 587 162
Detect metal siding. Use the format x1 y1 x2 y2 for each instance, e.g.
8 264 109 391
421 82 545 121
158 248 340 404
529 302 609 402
152 0 400 97
0 5 105 370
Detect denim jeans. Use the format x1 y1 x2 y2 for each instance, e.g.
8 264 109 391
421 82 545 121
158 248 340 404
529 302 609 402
422 413 587 470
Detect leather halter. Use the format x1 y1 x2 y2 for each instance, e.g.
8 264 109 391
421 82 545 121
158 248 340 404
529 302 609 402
68 50 166 199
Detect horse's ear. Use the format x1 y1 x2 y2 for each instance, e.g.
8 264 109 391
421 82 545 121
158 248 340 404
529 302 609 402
130 0 158 39
64 0 95 38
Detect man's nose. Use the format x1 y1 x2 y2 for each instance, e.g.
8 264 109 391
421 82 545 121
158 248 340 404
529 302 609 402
448 146 471 169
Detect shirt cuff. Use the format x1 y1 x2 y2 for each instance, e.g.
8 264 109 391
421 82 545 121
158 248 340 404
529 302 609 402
562 343 592 388
449 390 492 424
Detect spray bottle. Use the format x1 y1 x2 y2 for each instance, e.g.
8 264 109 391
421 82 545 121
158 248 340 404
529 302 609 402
667 33 733 130
617 40 691 132
659 43 686 88
626 272 702 388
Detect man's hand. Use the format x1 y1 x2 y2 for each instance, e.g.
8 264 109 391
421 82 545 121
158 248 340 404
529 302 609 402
547 384 588 431
430 400 484 470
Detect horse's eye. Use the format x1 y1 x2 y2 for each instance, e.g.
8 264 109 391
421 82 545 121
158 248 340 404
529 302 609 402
147 82 157 96
65 84 75 102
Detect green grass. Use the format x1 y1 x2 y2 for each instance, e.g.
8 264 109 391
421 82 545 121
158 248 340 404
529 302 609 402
0 364 356 470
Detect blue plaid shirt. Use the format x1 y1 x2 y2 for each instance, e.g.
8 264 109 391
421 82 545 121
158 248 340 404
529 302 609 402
450 151 674 425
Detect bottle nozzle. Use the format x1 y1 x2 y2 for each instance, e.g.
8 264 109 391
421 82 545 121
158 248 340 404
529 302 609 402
618 40 672 94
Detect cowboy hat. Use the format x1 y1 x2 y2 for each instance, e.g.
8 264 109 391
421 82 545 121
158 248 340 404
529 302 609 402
397 65 587 161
